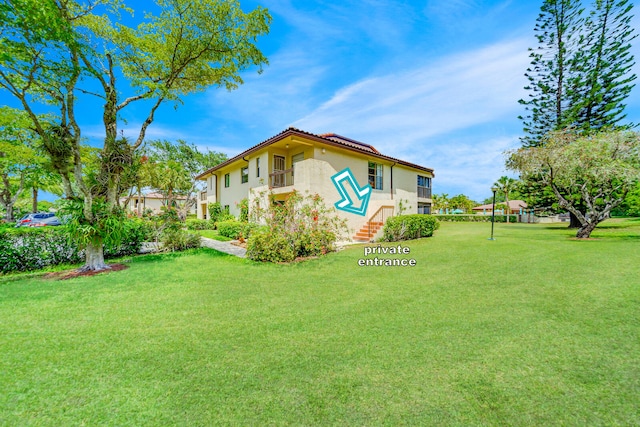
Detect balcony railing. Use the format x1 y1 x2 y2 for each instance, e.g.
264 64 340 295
270 168 294 188
200 190 207 201
418 187 432 199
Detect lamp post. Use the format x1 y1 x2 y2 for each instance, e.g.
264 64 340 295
488 185 498 240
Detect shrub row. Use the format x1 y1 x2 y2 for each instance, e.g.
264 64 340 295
433 214 518 223
247 228 336 262
185 219 216 230
0 220 146 274
382 214 440 242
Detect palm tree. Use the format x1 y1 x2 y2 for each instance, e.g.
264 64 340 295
432 193 449 214
493 177 517 223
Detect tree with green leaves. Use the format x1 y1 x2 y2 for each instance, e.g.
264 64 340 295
0 106 41 221
431 193 450 213
518 0 637 227
141 139 227 220
0 0 270 270
493 176 518 223
574 0 637 131
507 130 640 238
519 0 584 147
448 194 476 213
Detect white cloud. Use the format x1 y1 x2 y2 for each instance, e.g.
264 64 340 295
289 38 531 200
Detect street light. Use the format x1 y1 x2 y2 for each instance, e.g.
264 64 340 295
488 185 498 240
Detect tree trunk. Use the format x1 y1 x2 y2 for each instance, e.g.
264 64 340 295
79 237 110 272
568 211 581 228
32 187 38 213
576 221 598 239
5 204 14 222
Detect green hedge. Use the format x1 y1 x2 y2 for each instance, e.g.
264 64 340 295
185 219 215 230
0 220 147 274
216 220 257 240
434 214 518 222
382 214 440 242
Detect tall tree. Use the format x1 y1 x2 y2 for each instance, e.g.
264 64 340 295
574 0 637 131
493 176 518 223
519 0 584 147
448 194 476 213
0 0 270 270
142 139 227 220
507 130 640 238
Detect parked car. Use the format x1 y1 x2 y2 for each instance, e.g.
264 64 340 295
15 212 56 227
28 215 62 227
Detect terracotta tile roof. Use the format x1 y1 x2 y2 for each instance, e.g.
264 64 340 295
195 127 433 179
133 192 188 200
473 200 527 210
319 133 381 154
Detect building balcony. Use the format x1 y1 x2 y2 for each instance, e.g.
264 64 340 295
269 167 294 188
418 187 432 199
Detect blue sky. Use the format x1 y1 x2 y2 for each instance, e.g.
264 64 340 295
5 0 640 202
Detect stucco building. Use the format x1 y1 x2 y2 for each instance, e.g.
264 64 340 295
195 128 434 241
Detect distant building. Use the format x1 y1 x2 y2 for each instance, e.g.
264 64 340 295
473 200 527 215
121 191 195 216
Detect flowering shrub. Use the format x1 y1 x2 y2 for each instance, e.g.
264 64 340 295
246 191 348 262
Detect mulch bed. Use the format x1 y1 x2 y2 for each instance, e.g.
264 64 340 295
43 263 129 281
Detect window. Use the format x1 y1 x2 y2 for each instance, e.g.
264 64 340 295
224 173 230 188
256 157 260 178
368 162 383 190
418 203 431 214
241 167 249 184
417 175 431 198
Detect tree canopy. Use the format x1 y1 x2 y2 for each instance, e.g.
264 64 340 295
0 0 271 270
507 130 640 238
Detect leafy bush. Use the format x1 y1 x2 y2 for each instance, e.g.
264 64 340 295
246 191 348 262
246 230 295 262
216 220 251 239
160 229 201 252
434 214 518 223
208 202 223 222
382 214 440 242
216 213 236 223
103 218 148 258
185 219 216 230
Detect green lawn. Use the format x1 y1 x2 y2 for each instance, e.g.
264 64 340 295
194 229 233 241
1 220 639 425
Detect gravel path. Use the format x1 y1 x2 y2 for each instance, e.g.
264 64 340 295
200 237 247 258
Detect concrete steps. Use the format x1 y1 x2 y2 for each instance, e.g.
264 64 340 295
353 221 384 242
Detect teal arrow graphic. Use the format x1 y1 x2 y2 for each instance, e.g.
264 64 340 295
331 168 372 216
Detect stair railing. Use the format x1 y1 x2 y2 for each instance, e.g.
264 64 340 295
367 205 394 240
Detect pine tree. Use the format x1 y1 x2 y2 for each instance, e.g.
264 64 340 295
574 0 637 131
519 0 584 147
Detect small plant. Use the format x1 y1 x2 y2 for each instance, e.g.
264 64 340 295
161 229 201 252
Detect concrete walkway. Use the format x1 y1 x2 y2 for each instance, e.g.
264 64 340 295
200 237 247 258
